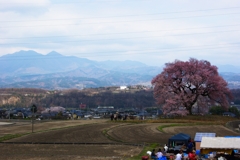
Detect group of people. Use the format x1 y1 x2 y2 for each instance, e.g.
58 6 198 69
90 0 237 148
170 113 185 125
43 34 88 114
171 149 198 160
147 144 168 160
110 113 128 121
147 141 198 160
171 140 198 160
150 148 167 160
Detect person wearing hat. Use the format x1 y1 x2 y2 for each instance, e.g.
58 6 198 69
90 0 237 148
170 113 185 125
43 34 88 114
188 149 197 160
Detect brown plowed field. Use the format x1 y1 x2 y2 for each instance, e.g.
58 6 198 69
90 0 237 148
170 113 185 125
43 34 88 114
0 119 107 136
0 119 240 160
0 143 141 160
6 123 120 143
107 123 240 144
107 123 171 143
163 125 240 138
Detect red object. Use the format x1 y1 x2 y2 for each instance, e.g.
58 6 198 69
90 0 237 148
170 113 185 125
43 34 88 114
188 153 197 160
142 155 149 160
79 104 86 109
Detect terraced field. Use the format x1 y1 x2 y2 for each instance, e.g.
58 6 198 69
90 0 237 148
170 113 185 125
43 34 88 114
0 119 239 160
6 123 119 143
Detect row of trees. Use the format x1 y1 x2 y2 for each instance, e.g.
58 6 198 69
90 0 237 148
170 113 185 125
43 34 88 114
209 106 240 117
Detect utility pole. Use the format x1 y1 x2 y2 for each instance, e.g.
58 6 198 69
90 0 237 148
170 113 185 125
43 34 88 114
31 104 37 133
9 107 10 121
7 98 11 121
32 114 34 133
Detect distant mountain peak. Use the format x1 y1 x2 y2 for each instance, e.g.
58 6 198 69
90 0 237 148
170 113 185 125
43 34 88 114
0 50 42 59
14 50 41 56
46 51 63 57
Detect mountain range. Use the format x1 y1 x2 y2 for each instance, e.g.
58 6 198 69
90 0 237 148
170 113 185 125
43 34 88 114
0 50 240 90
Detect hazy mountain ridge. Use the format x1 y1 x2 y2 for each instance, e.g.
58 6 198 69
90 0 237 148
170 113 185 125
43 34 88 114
0 50 239 89
0 50 95 76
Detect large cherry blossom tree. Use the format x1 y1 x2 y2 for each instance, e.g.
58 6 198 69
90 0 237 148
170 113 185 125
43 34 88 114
151 58 232 115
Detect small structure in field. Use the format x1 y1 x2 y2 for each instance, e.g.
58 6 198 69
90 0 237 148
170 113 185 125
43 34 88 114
194 132 216 151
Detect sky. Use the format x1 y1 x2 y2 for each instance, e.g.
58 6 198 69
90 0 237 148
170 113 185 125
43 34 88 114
0 0 240 67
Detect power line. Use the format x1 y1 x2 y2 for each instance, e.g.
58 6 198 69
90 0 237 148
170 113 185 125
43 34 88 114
0 43 239 60
0 0 151 4
1 24 240 40
1 12 240 28
68 45 240 58
1 6 240 23
1 30 239 45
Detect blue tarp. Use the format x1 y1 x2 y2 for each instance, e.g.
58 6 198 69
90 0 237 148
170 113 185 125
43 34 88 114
168 133 191 147
194 132 216 142
224 136 240 138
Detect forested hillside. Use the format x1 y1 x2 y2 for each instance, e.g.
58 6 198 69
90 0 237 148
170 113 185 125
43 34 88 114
0 87 156 109
0 87 240 109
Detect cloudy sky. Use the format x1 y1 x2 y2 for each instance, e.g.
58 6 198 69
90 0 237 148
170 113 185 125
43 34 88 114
0 0 240 67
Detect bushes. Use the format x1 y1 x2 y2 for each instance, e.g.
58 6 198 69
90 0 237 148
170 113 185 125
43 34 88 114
209 106 225 115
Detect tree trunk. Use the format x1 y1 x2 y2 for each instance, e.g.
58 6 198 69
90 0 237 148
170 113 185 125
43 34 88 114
186 105 193 115
188 109 192 115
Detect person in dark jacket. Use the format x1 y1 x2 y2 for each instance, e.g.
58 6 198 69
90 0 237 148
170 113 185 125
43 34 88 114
151 149 157 160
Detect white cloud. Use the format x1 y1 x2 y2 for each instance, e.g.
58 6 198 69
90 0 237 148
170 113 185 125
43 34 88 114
0 0 240 67
0 0 50 11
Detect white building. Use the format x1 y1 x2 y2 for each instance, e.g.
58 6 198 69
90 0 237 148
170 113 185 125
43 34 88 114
120 86 128 90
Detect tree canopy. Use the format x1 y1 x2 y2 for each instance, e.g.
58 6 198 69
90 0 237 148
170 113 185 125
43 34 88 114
151 58 232 115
